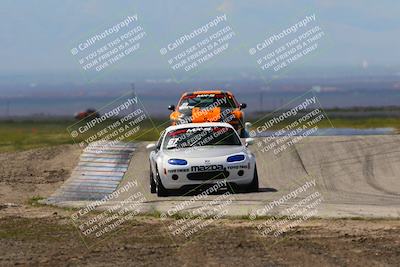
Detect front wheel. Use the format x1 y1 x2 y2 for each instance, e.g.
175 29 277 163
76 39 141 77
246 166 259 192
156 173 169 197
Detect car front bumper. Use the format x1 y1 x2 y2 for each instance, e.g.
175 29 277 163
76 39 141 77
159 161 255 190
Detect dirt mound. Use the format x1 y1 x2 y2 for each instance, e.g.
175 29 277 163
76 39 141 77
0 145 80 184
0 145 81 205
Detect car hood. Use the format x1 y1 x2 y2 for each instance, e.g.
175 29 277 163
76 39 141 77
162 145 246 158
177 107 237 122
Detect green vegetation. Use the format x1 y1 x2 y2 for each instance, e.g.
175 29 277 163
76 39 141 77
250 116 400 130
323 117 400 129
0 117 398 153
0 120 74 152
27 196 46 206
0 119 167 153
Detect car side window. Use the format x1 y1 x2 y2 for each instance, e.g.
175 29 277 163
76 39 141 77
156 130 165 150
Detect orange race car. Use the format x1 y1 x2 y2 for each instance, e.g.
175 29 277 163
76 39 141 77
168 90 247 137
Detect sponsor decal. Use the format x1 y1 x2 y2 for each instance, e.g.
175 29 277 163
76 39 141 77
168 169 190 173
191 165 224 172
227 165 248 170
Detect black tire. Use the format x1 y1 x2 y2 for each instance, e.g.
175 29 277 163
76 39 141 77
246 166 259 192
150 169 156 194
227 182 238 194
155 172 169 197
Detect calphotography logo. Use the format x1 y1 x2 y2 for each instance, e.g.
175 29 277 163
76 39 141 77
248 13 328 83
67 91 157 152
70 180 147 248
70 13 147 80
159 13 238 82
249 90 334 161
250 177 324 240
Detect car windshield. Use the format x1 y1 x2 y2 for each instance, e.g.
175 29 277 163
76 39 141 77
178 93 237 110
163 126 241 150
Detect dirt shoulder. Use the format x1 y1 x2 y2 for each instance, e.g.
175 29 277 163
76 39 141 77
0 214 399 266
0 145 80 204
0 146 399 266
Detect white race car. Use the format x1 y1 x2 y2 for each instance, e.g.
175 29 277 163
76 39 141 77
147 122 258 197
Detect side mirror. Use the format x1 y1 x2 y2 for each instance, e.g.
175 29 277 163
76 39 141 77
245 138 255 147
240 103 247 109
168 105 175 111
146 143 157 151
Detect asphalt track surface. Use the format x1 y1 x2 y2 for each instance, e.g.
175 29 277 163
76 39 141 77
50 135 400 218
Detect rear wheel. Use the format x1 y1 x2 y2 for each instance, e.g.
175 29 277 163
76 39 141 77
150 168 156 193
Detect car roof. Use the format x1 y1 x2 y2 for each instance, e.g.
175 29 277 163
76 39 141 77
165 122 234 132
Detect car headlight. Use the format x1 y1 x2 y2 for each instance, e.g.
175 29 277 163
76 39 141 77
168 158 188 165
227 154 245 162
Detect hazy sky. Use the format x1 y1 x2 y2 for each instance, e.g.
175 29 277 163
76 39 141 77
1 0 399 75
